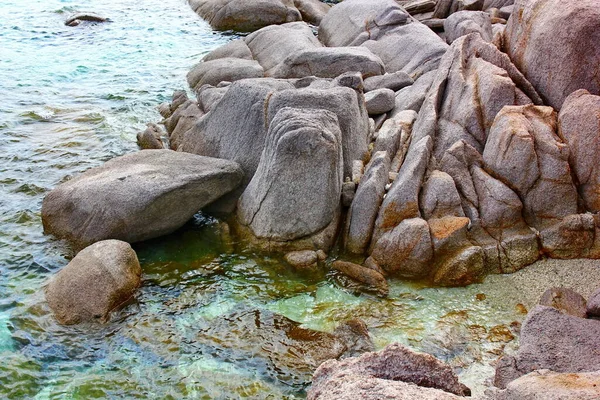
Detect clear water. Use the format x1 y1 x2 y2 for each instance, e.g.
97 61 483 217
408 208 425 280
0 0 580 398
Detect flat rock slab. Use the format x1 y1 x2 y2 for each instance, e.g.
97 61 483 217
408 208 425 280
42 149 243 249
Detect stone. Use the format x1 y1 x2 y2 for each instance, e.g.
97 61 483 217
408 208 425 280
373 119 402 158
352 160 364 185
341 181 356 207
540 214 596 259
483 105 578 229
42 150 243 248
45 240 141 325
344 151 390 254
196 84 228 113
158 102 171 118
369 218 433 278
494 305 600 388
284 250 318 270
390 69 436 115
483 0 514 10
270 46 385 80
203 39 253 62
65 13 107 26
504 0 600 110
245 22 322 76
186 58 264 90
539 287 587 319
236 107 342 251
308 343 471 399
363 71 413 92
331 261 389 297
420 170 465 220
587 288 600 318
496 369 600 400
364 88 395 115
164 100 203 151
558 90 600 213
444 11 492 44
293 0 330 25
188 0 302 32
267 86 369 179
136 123 164 150
372 136 432 245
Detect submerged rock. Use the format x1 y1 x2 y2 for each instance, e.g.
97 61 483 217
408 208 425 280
42 150 243 248
45 240 141 325
65 13 108 27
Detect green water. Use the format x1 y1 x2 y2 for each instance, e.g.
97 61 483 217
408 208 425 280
0 0 536 398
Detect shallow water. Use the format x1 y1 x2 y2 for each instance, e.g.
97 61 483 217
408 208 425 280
0 0 542 398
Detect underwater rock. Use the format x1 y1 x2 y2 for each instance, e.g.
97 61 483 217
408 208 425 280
45 240 141 325
65 13 108 27
331 260 389 297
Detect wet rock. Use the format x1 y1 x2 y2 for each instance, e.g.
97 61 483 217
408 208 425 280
558 90 600 213
45 240 141 325
136 123 164 150
196 309 374 387
504 0 600 110
332 261 388 297
186 58 264 90
65 13 107 26
188 0 302 32
42 150 243 248
284 250 318 270
483 105 577 229
270 46 384 79
539 287 587 319
369 218 433 278
587 288 600 318
364 88 395 115
494 305 600 388
363 71 413 93
308 343 471 399
236 107 342 251
496 369 600 400
444 11 492 44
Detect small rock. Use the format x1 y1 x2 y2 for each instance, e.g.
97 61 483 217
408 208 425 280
332 260 389 296
284 250 319 270
586 288 600 318
363 71 413 92
539 287 587 318
341 181 356 207
136 123 164 149
364 88 395 115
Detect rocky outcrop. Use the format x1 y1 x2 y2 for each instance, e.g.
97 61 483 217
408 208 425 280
558 90 600 213
504 0 600 110
45 240 141 325
42 150 243 248
236 107 343 251
308 343 471 399
186 57 264 90
494 305 600 388
495 369 600 400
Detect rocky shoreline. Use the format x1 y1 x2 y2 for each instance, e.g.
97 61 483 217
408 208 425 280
40 0 600 398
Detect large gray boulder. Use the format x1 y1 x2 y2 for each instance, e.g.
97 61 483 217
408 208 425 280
504 0 600 110
558 90 600 213
188 0 302 32
308 343 471 399
363 71 413 92
364 88 395 115
42 150 243 248
186 57 264 90
494 305 600 388
236 107 343 251
45 240 141 325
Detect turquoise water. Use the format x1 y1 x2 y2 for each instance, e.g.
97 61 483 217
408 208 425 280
0 0 532 398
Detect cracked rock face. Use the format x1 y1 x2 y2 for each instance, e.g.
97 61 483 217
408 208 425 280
236 107 343 251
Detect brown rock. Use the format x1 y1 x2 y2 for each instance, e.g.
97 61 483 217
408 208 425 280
332 261 389 297
284 250 318 270
539 287 587 318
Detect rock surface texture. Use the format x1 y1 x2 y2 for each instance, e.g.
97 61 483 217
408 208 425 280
45 240 141 325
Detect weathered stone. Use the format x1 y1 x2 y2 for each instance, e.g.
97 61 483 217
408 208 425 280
369 218 433 278
587 288 600 318
270 46 384 79
372 136 432 244
195 84 228 113
341 181 356 207
158 102 171 119
293 0 330 25
136 123 164 150
309 343 471 399
284 250 319 270
420 170 465 220
364 88 395 115
332 261 388 297
186 57 264 90
188 0 302 32
236 107 342 251
363 71 413 92
504 0 600 109
267 86 369 179
494 305 600 388
166 101 204 151
65 13 107 26
42 150 243 248
444 11 492 44
484 105 578 229
203 39 253 61
540 214 596 259
496 369 600 400
390 69 436 115
45 240 141 325
373 119 402 158
539 287 587 319
483 0 514 10
352 160 364 185
558 90 600 213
